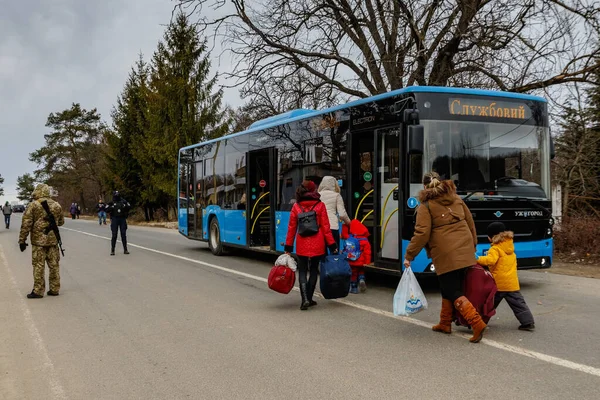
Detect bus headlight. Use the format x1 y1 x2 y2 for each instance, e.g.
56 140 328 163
549 217 554 226
547 228 552 237
428 263 436 272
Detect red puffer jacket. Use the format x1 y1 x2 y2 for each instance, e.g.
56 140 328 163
285 199 336 257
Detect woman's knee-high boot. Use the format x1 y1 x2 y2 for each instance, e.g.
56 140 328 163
300 283 310 310
454 296 487 343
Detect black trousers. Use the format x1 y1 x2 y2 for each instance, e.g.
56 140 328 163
111 217 128 250
437 268 467 302
495 291 535 326
297 255 323 301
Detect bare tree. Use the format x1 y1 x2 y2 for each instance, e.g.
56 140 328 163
176 0 600 99
554 82 600 217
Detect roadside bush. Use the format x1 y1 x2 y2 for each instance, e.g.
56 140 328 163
554 216 600 263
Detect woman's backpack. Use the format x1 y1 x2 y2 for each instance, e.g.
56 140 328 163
297 202 320 237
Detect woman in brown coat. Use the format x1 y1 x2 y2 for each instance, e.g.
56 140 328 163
403 172 486 343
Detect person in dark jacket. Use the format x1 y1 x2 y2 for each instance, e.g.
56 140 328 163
404 172 486 343
285 181 337 310
69 203 77 220
2 201 12 228
106 191 131 256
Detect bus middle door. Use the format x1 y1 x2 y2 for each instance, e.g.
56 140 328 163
375 127 401 267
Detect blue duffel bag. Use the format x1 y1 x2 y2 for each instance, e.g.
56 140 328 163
320 254 352 299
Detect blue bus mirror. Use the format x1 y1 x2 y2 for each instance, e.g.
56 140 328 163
408 125 424 155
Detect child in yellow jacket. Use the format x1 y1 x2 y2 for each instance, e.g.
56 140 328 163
477 222 535 331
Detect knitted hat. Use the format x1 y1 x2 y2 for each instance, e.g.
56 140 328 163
302 180 317 193
487 221 506 238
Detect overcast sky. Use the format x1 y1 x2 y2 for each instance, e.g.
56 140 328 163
0 0 242 203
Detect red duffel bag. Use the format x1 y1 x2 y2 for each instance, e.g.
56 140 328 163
268 265 296 294
453 264 498 326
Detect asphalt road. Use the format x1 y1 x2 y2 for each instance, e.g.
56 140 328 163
1 214 599 400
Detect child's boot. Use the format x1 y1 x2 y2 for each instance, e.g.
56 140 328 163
350 281 359 294
432 299 453 334
358 275 367 293
454 296 487 343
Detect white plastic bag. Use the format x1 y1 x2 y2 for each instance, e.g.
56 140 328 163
393 268 428 316
275 254 297 272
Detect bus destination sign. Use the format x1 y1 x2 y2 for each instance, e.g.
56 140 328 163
449 98 532 120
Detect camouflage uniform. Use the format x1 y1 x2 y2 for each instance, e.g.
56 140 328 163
18 184 65 296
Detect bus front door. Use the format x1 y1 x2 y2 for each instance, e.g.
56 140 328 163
350 130 375 252
187 163 196 237
247 148 275 250
375 127 401 267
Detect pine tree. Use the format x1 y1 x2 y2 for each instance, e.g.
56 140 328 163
29 103 108 209
16 173 35 201
108 54 153 218
142 13 228 218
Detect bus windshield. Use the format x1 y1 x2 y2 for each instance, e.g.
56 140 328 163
420 120 550 199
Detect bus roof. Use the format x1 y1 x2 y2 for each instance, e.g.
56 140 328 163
181 86 546 151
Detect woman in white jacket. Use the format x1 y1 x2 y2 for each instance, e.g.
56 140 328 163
318 176 351 246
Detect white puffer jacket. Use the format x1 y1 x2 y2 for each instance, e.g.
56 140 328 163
318 176 350 230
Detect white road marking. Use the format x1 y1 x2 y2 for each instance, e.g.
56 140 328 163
0 246 68 400
64 227 600 378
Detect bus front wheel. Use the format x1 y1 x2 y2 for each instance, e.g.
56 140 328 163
208 218 224 256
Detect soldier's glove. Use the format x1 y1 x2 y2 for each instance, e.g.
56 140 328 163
19 242 28 252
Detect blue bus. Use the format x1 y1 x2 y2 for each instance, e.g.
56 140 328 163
178 86 554 274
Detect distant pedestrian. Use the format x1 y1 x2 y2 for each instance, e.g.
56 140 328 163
404 172 486 343
478 222 535 331
18 184 64 298
318 176 351 248
76 204 81 219
96 199 107 225
285 181 337 310
2 201 12 229
70 203 77 220
107 190 131 256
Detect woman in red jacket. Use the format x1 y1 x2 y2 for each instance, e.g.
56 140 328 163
285 181 338 310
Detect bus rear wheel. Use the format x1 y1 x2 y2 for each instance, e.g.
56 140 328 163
208 218 224 256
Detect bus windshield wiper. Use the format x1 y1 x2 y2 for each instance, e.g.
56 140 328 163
463 191 477 201
462 190 487 201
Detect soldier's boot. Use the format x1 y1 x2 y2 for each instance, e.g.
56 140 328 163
110 248 115 256
123 240 129 255
27 291 43 299
47 291 59 296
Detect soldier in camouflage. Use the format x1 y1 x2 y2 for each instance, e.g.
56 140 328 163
18 184 65 299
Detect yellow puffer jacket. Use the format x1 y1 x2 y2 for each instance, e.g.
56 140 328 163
477 231 519 292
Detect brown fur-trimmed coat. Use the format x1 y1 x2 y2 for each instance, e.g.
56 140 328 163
405 180 478 275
